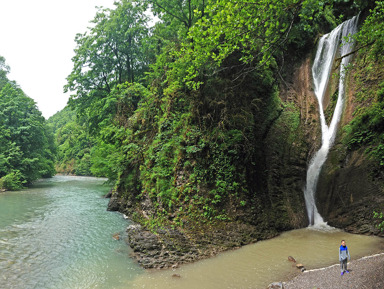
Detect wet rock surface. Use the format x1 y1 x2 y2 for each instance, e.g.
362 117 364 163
107 195 121 211
126 224 199 269
317 147 384 237
125 223 200 269
124 221 273 269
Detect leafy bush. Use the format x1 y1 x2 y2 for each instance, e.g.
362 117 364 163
373 211 384 231
0 171 25 191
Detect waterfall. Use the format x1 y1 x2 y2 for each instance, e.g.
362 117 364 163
304 15 359 226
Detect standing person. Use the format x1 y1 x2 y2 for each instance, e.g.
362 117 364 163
339 240 351 276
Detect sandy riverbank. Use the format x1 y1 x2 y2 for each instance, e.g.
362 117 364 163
281 253 384 289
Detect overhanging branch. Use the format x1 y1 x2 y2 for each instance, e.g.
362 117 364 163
335 41 376 61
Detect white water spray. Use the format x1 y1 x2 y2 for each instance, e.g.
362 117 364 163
304 16 359 226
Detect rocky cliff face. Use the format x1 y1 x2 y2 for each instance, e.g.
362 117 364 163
316 52 384 236
260 44 384 236
263 56 322 229
317 147 384 236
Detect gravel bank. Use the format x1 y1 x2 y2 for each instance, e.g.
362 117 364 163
282 253 384 289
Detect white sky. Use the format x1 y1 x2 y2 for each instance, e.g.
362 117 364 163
0 0 116 119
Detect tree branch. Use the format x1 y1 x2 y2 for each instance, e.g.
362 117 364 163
335 41 376 62
152 0 189 28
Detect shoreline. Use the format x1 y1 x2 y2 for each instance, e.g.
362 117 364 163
280 252 384 289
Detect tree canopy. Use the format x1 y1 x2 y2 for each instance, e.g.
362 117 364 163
65 0 150 131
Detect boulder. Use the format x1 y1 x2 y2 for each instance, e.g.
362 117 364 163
107 195 121 211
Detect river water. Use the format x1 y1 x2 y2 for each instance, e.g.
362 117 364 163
1 176 383 289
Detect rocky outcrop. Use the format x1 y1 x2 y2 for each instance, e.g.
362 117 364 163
126 224 199 269
107 194 123 211
124 221 277 269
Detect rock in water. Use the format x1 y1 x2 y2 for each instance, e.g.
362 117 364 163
296 263 306 272
288 256 296 262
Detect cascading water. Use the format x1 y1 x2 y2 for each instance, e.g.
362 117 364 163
304 15 359 226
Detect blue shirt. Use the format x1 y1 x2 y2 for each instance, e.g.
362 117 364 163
339 245 350 261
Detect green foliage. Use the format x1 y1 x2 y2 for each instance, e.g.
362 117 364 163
0 57 55 187
0 56 10 88
90 82 154 182
48 106 96 176
89 142 119 179
0 171 25 191
343 41 384 169
169 0 350 90
148 0 206 32
177 0 299 89
344 101 384 167
342 4 384 170
373 211 384 231
65 0 151 132
355 1 384 59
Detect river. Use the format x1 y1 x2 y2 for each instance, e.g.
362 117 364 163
1 176 383 289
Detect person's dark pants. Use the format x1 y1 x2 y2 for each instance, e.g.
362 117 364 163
340 258 348 272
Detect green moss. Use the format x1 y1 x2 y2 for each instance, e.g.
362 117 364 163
342 48 384 171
